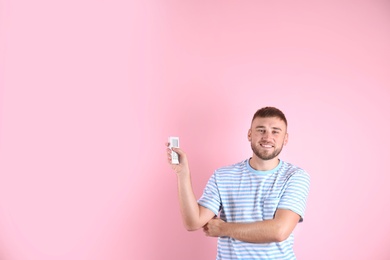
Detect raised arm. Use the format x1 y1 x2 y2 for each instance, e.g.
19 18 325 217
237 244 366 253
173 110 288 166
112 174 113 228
166 144 215 231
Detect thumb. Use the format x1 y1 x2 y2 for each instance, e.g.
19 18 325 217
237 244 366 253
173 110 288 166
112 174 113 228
172 147 183 155
172 147 187 162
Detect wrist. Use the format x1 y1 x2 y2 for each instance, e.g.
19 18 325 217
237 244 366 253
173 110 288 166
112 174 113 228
177 170 191 182
220 221 230 237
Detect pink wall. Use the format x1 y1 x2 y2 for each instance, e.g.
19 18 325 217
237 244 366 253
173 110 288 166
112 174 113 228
1 1 390 259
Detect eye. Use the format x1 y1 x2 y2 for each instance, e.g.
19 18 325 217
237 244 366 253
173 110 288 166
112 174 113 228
272 131 280 134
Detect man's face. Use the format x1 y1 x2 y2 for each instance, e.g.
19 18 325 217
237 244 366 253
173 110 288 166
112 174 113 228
248 116 288 160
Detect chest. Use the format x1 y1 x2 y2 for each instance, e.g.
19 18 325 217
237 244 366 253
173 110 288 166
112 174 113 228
217 173 288 221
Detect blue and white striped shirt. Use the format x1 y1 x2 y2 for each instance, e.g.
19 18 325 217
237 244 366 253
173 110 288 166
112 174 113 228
198 159 310 260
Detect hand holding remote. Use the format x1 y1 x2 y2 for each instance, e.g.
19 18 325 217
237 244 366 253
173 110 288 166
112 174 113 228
166 137 190 177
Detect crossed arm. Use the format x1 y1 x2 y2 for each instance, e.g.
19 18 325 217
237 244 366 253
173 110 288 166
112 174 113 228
203 207 300 243
180 188 300 244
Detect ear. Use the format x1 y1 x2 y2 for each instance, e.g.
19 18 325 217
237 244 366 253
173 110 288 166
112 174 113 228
248 129 252 141
283 132 289 146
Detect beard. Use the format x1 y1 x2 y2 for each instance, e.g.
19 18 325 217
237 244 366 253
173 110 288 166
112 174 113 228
251 141 284 160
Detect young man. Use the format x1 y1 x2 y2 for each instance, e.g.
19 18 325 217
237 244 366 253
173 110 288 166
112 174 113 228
166 107 310 260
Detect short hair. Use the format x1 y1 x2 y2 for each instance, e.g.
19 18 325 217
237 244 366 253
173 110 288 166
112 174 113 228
251 107 288 127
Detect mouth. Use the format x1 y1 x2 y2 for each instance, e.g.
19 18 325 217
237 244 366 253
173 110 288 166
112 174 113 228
260 143 274 148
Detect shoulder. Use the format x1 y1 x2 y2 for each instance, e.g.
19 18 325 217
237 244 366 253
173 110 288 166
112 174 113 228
279 161 310 182
214 159 248 176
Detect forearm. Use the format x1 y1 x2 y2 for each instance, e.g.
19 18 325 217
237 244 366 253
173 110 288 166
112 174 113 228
204 209 300 242
177 173 202 231
220 220 286 243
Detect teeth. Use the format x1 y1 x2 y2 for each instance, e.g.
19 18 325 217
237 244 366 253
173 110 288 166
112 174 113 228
261 144 273 148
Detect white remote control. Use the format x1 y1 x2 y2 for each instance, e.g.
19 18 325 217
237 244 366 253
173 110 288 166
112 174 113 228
169 136 180 164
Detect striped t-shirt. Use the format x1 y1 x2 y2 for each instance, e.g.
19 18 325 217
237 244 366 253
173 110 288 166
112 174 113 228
198 159 310 260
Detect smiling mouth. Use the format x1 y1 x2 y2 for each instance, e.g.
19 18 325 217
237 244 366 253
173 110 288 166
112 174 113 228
260 143 274 148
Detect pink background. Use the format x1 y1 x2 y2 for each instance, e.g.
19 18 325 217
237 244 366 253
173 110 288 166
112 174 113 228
1 1 390 259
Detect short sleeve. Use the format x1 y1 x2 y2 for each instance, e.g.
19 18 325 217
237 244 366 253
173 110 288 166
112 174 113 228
198 172 222 215
277 170 310 222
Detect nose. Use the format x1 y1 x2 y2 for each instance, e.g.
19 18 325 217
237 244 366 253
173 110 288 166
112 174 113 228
261 131 271 141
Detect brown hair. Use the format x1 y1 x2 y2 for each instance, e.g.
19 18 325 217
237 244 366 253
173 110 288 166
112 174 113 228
251 107 288 127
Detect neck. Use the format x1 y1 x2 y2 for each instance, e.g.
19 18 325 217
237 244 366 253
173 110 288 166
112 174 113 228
249 155 280 171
